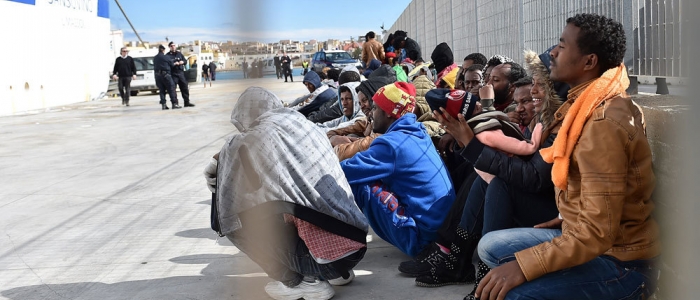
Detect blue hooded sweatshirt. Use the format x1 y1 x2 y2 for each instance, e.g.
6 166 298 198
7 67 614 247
340 113 455 255
297 71 337 117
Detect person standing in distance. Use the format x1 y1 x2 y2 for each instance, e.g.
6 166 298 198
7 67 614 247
167 42 195 107
242 59 248 79
208 61 217 81
154 45 180 110
274 52 282 79
281 52 293 82
112 47 137 106
202 62 211 87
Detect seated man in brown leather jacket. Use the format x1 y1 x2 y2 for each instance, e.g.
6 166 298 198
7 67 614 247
436 13 660 300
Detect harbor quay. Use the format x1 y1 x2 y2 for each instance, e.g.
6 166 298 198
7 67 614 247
0 78 470 300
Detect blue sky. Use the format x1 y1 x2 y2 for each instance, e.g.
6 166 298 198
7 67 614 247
109 0 412 43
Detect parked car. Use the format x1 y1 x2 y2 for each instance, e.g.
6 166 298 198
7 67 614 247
310 50 361 72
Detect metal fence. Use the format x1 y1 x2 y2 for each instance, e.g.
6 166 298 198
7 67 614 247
387 0 685 78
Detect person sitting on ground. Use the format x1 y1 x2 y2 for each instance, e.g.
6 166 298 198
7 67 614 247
392 31 422 62
285 71 338 117
317 82 364 131
340 82 455 257
441 14 660 300
363 59 382 78
308 67 361 124
397 63 536 287
327 75 393 161
408 63 433 82
524 45 567 134
210 87 369 300
392 61 408 82
322 68 341 89
428 84 542 184
431 42 460 89
462 53 488 71
421 81 558 292
462 64 484 95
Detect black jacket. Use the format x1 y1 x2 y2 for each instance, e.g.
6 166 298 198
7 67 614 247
153 52 174 73
308 99 343 123
459 132 556 193
404 38 422 61
166 51 186 73
112 56 137 77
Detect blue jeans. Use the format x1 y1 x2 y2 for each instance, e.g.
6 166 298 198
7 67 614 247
459 177 558 237
351 183 426 257
478 228 658 299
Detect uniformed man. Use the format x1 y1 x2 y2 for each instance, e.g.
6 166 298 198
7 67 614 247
167 42 195 107
154 45 180 110
301 60 309 75
281 52 293 82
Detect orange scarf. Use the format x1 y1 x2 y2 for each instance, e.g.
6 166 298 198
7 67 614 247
539 64 629 190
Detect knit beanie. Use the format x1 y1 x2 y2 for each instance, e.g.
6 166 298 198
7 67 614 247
372 82 417 118
425 88 478 119
430 42 454 74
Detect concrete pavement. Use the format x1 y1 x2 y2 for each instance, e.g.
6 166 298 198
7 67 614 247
0 78 470 299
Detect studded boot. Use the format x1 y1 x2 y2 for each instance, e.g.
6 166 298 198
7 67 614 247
464 260 491 300
415 227 479 287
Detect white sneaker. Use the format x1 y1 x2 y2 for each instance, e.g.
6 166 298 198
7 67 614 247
328 270 355 286
264 280 335 300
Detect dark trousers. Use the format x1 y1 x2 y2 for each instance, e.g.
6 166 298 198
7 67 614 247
459 176 558 237
229 213 365 287
275 65 282 79
210 70 216 81
117 77 132 103
171 72 191 105
303 68 308 76
284 66 293 82
242 68 248 78
434 171 477 246
155 73 178 105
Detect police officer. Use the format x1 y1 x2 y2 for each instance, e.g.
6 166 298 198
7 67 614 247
167 42 195 107
154 45 180 110
281 52 293 82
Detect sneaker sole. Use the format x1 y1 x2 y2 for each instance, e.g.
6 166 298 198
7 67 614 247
415 280 469 288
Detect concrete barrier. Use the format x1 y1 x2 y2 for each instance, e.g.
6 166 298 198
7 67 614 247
633 94 688 299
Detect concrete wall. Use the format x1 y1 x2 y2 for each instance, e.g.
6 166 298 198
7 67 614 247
633 94 687 299
388 0 685 78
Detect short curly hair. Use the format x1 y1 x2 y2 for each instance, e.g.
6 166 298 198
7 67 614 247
566 13 626 74
338 70 360 85
503 62 527 84
464 53 487 66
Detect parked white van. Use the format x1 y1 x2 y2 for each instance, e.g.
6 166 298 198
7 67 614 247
128 49 159 96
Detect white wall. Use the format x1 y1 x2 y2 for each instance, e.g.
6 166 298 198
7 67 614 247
0 0 111 116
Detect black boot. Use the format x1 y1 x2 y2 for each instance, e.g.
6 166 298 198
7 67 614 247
464 260 491 300
162 104 169 110
398 243 439 277
415 227 478 287
125 100 130 107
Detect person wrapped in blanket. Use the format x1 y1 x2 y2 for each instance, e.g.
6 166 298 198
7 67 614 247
206 87 368 300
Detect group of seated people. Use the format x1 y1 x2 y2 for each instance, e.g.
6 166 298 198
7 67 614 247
204 13 660 300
